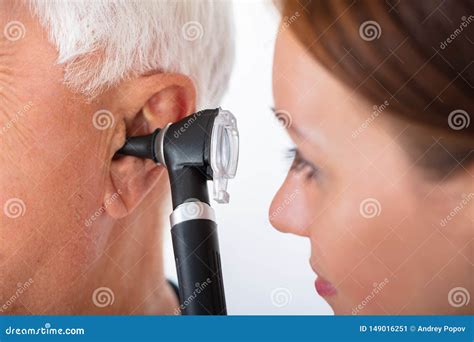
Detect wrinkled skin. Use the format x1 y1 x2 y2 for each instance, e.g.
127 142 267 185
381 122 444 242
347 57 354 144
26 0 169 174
270 27 473 315
0 3 198 314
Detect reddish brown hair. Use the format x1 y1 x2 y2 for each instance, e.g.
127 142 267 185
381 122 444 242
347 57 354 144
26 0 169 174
280 0 473 176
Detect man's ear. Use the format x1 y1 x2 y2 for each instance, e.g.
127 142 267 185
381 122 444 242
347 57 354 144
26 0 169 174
103 73 196 219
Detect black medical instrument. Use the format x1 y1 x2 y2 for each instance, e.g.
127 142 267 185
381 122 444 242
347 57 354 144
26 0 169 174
116 108 239 315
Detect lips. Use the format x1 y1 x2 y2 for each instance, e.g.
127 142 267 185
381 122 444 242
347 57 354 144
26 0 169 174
315 276 337 297
310 259 337 297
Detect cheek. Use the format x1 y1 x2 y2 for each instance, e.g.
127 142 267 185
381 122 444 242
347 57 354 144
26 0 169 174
311 175 458 314
0 11 112 311
308 178 419 311
0 100 109 311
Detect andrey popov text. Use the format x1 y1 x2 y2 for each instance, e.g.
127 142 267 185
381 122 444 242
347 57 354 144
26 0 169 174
359 325 466 334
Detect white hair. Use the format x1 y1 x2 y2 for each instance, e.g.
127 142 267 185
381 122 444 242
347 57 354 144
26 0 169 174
28 0 234 109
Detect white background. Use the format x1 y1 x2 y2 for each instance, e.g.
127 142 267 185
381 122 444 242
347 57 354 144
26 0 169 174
164 0 333 315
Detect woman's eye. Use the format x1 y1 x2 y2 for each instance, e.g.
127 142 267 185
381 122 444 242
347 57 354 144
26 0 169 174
286 147 320 181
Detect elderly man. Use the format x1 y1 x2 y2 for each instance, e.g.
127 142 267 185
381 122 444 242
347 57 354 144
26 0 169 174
0 0 234 314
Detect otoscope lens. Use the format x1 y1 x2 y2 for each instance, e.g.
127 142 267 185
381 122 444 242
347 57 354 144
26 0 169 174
219 130 230 169
210 109 239 203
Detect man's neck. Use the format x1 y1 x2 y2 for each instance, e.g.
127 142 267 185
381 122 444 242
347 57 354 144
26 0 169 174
73 186 178 314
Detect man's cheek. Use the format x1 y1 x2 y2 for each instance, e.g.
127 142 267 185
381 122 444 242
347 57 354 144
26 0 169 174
10 231 100 314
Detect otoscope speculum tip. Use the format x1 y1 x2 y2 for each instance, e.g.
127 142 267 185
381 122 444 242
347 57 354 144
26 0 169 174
115 108 239 204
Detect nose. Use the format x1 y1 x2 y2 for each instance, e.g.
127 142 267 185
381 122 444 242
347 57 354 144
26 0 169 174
268 175 311 237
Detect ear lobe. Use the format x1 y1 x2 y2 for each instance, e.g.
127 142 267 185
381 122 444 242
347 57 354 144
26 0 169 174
104 156 165 219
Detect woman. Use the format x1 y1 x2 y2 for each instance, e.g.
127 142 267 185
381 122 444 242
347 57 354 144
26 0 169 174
270 0 473 314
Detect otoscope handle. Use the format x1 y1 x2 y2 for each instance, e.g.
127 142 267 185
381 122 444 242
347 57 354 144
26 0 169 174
170 203 227 315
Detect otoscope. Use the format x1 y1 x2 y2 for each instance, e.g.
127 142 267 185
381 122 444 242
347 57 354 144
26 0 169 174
116 108 238 315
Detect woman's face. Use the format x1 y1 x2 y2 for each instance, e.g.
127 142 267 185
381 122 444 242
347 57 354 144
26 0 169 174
270 28 472 314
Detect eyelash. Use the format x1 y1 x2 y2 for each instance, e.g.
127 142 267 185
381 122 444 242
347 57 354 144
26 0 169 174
286 147 320 181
